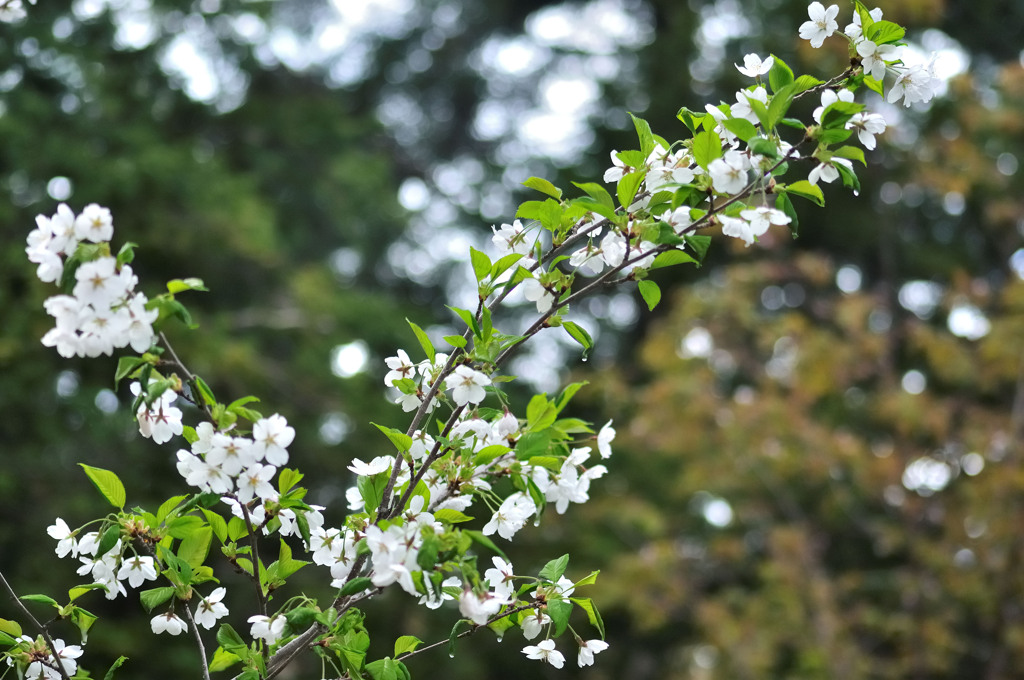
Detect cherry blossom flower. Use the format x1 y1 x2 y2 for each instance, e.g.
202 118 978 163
597 421 615 459
857 40 901 81
522 639 565 668
808 157 854 185
483 492 536 540
844 6 883 42
812 88 854 124
577 639 610 667
458 589 509 625
484 557 517 599
447 365 491 406
47 518 77 558
236 463 277 503
521 610 551 640
522 277 555 314
708 150 751 195
731 86 768 125
252 414 294 466
384 349 417 386
847 111 887 150
117 555 158 588
248 614 286 643
735 53 774 78
887 61 938 107
799 2 839 48
151 612 187 635
194 587 229 629
602 150 631 183
74 203 114 243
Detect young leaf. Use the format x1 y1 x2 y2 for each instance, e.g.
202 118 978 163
522 176 562 200
547 599 574 637
562 321 593 360
102 656 129 680
394 635 423 657
209 648 241 672
406 318 436 364
539 554 570 582
691 130 723 170
616 171 645 209
637 279 662 311
469 247 491 283
684 235 712 262
768 54 794 93
371 423 412 452
833 145 867 166
835 161 861 192
570 596 607 638
630 112 656 156
79 464 126 509
651 250 697 270
339 577 374 597
139 587 175 612
784 180 825 207
721 118 757 143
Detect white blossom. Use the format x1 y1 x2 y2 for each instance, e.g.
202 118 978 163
799 2 839 48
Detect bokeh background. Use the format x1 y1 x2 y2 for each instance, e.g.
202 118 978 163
2 0 1023 678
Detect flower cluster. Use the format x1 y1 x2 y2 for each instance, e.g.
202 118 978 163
6 636 82 680
28 204 157 358
175 416 294 500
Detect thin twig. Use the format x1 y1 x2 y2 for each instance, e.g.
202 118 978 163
396 604 534 662
0 570 73 680
182 600 213 680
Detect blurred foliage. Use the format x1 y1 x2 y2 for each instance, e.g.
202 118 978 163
1 0 1023 678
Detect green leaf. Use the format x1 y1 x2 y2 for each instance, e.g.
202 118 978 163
835 161 861 192
365 657 400 680
192 376 216 406
691 130 723 170
464 530 509 560
574 570 600 588
394 635 423 657
444 334 467 349
209 648 241 672
616 171 645 209
490 253 523 279
448 619 473 657
637 280 662 311
720 118 757 143
433 508 475 524
371 423 412 453
784 180 825 207
748 137 780 159
20 594 58 606
339 577 374 597
651 250 697 270
96 524 121 557
816 127 853 145
178 525 212 568
115 241 137 268
522 176 562 200
547 599 573 636
539 554 570 582
684 235 712 262
447 305 481 339
166 277 208 294
820 100 864 130
572 182 615 211
201 509 228 544
472 444 511 466
676 107 704 133
406 318 436 364
357 472 388 514
866 19 905 45
562 321 593 360
791 74 824 93
114 356 148 388
570 596 606 638
139 587 175 612
768 54 794 94
0 618 23 638
833 145 867 166
776 193 799 237
216 623 248 655
469 247 491 283
79 464 126 509
630 112 656 155
102 656 129 680
863 74 884 96
157 494 188 524
278 468 303 494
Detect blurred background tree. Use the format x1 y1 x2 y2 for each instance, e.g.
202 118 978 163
1 0 1021 678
